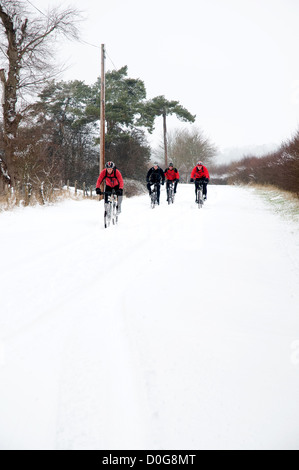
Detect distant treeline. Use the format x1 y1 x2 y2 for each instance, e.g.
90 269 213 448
212 130 299 196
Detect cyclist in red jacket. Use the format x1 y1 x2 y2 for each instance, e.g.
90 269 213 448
164 163 180 199
96 161 124 213
190 161 210 201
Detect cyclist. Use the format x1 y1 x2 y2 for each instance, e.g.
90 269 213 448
96 161 124 213
164 162 180 199
146 163 165 205
190 161 210 202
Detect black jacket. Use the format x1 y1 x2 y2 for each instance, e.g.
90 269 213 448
146 167 165 184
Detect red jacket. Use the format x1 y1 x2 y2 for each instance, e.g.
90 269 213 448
191 165 209 180
96 168 124 189
164 168 180 181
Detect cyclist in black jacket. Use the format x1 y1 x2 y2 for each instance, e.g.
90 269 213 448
146 163 165 205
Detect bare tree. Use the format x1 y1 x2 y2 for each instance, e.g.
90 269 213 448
154 126 217 181
0 0 80 186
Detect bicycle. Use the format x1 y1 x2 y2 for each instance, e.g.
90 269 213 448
167 181 175 205
102 189 119 228
150 182 159 209
195 179 205 209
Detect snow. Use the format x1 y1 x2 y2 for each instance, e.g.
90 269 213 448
0 185 299 450
1 82 4 106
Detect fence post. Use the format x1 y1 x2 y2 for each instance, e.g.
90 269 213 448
40 182 45 205
83 182 86 198
24 185 29 206
75 180 77 195
5 184 10 207
15 182 20 205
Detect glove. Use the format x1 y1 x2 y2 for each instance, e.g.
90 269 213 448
205 178 210 183
116 188 123 196
190 178 194 183
162 181 165 185
176 179 180 182
96 188 102 195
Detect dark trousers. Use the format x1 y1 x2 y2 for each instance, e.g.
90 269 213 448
166 180 178 194
105 186 122 211
147 182 161 202
195 179 208 197
104 185 119 203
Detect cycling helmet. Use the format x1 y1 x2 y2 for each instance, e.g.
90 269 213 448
153 162 159 167
197 161 203 166
105 161 115 169
169 162 174 167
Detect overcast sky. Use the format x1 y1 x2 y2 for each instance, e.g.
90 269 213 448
28 0 299 155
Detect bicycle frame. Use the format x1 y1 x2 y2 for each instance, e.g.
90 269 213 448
195 180 204 209
150 183 159 209
167 181 175 204
103 190 118 228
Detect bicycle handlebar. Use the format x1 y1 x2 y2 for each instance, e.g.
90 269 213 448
98 189 120 196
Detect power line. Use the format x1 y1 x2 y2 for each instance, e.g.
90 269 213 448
78 41 117 70
26 1 118 70
79 39 100 50
106 50 117 70
25 2 100 51
25 0 47 17
79 40 117 70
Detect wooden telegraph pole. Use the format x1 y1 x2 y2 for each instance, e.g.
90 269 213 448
163 110 168 168
100 44 106 192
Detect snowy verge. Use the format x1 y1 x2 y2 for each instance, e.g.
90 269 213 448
0 185 299 450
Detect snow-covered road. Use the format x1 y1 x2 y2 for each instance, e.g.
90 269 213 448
0 185 299 450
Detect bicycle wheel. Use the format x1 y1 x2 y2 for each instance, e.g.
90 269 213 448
168 188 173 204
151 189 156 208
198 187 204 209
104 203 111 228
170 185 174 204
112 200 118 225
